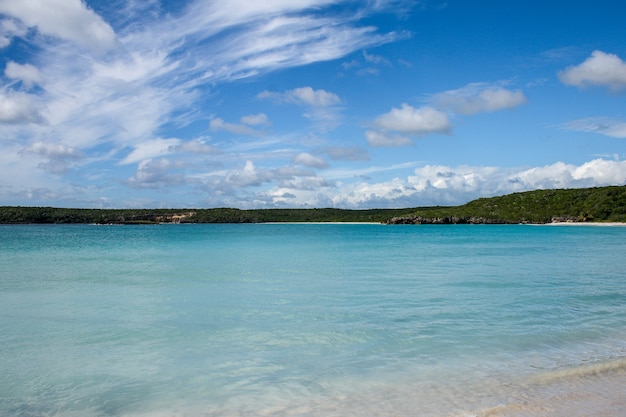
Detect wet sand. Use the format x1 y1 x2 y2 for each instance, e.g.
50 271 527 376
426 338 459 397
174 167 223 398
479 362 626 417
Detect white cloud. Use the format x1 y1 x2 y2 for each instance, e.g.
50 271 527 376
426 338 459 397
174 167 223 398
210 118 262 136
168 2 402 83
23 141 83 159
220 160 314 188
241 113 270 126
22 141 84 174
363 50 390 65
0 18 27 48
558 50 626 92
325 146 370 161
258 87 343 131
121 138 181 165
0 0 400 176
5 61 42 88
172 139 220 155
325 159 626 208
372 104 452 135
562 117 626 138
0 91 43 124
258 87 341 107
365 130 413 147
291 87 341 106
128 158 186 189
430 83 527 114
293 152 328 168
0 0 117 53
92 51 174 84
509 160 626 189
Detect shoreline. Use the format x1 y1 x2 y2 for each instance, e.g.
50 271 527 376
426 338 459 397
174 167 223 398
545 221 626 226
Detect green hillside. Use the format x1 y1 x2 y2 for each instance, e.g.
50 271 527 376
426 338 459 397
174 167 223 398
1 186 625 224
385 186 626 224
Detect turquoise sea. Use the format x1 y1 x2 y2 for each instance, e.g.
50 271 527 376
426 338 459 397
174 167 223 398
1 223 625 417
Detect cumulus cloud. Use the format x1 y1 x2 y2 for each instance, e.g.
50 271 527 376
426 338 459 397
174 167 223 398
5 61 42 88
558 50 626 92
562 117 626 138
24 141 82 159
0 91 43 124
430 83 527 114
325 158 626 208
373 104 452 135
293 152 328 168
221 160 314 188
22 141 84 174
365 83 524 149
0 0 117 53
128 158 186 189
419 160 626 197
258 87 341 107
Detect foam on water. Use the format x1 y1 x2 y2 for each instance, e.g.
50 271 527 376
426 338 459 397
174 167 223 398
1 224 625 416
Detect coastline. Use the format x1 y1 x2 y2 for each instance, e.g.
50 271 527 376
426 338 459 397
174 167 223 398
545 221 626 226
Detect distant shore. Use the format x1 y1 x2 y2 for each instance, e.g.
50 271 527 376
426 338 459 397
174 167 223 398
2 185 626 224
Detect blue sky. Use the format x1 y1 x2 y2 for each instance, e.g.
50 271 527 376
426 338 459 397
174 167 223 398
1 0 626 209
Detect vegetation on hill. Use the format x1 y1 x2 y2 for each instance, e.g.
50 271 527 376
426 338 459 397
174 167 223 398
385 186 626 224
1 186 625 224
0 206 417 224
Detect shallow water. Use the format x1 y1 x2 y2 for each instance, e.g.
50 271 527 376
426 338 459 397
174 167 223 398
1 223 625 416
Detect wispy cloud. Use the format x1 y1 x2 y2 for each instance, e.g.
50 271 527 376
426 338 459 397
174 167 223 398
324 146 370 161
210 118 263 136
365 130 414 147
0 18 27 48
430 82 527 115
259 87 344 131
0 0 400 166
562 117 626 138
258 87 341 107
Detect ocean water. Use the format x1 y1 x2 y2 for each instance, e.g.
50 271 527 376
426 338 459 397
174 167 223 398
1 223 625 417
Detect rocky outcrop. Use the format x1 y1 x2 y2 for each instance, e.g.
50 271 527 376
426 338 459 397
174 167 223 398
154 212 196 224
550 215 583 223
383 215 517 225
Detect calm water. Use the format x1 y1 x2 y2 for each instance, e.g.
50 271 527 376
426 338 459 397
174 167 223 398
1 223 625 416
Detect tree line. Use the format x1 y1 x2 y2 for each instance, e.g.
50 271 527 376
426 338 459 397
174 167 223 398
1 186 625 224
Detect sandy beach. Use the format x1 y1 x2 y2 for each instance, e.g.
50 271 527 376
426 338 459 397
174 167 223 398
546 222 626 227
475 362 626 417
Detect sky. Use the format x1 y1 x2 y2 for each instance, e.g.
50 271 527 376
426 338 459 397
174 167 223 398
1 0 626 209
